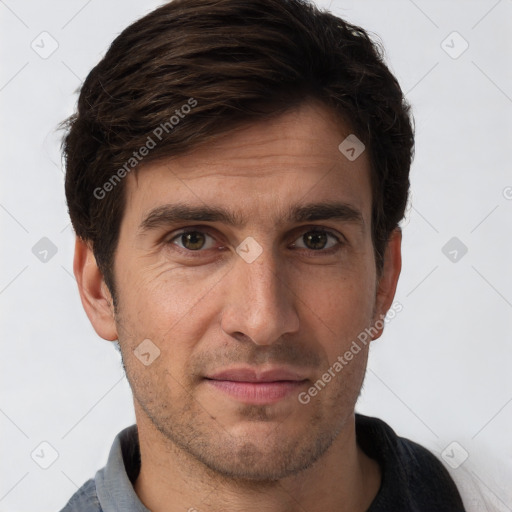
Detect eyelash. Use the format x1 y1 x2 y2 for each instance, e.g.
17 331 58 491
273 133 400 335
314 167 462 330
166 227 344 257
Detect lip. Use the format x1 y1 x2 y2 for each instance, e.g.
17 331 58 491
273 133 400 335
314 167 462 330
205 367 308 382
204 367 309 404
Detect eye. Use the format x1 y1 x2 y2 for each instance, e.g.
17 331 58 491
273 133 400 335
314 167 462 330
169 230 217 251
166 227 343 255
291 229 342 253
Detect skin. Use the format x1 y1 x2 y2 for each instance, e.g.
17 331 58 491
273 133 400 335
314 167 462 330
74 99 402 512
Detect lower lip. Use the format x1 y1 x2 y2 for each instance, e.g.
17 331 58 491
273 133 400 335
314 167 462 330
205 379 307 404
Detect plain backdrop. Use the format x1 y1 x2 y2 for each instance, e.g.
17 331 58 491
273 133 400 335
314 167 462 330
1 1 511 511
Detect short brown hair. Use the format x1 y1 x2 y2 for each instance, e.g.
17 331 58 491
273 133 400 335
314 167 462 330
61 0 414 302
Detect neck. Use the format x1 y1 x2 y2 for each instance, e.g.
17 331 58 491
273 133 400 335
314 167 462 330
133 411 381 512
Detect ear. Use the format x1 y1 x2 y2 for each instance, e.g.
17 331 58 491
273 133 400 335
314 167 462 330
371 227 402 341
73 237 118 341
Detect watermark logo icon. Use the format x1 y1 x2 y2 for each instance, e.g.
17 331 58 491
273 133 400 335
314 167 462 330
32 237 58 263
442 237 468 263
31 441 59 469
441 441 469 469
338 134 365 161
236 236 263 263
441 31 469 60
134 339 161 366
31 31 59 59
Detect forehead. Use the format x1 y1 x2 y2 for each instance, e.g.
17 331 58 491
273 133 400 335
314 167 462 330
123 100 372 229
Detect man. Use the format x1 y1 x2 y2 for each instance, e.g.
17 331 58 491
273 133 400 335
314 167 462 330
59 0 466 510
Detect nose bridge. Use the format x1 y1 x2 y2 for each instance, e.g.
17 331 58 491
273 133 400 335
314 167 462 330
220 245 299 345
246 252 283 309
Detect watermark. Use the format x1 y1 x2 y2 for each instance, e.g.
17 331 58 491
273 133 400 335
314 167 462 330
134 338 161 366
338 134 365 161
298 301 403 404
93 97 198 200
31 31 59 59
440 31 469 60
441 441 469 469
32 237 58 263
442 236 468 263
31 441 59 469
236 236 263 263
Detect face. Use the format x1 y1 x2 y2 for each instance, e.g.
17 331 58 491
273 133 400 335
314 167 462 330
82 100 400 481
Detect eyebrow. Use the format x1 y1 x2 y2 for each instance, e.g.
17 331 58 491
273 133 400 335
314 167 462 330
137 200 365 234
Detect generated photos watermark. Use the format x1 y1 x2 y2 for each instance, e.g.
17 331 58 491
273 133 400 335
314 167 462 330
93 97 198 200
298 301 403 404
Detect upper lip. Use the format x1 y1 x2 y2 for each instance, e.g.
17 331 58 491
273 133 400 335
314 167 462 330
205 367 308 382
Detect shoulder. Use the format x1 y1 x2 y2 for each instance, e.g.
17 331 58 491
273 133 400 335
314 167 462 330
356 414 466 511
58 478 103 512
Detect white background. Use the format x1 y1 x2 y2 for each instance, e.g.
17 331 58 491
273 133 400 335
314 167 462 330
1 1 511 511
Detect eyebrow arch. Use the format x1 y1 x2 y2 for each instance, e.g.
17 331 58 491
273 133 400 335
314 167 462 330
137 200 365 234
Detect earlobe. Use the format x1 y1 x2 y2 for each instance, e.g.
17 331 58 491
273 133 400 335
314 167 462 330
371 228 402 341
73 237 118 341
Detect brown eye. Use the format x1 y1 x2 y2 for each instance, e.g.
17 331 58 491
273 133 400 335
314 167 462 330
171 231 215 251
292 229 341 252
304 232 328 250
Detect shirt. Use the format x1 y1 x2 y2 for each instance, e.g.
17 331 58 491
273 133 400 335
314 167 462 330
59 414 466 511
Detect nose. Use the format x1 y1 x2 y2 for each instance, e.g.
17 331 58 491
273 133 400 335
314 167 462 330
220 248 300 346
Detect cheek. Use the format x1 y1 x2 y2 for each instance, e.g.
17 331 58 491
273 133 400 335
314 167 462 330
297 266 375 362
118 257 216 323
293 255 376 322
115 262 224 375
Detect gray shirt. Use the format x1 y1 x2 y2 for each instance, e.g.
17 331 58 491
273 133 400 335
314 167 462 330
59 425 148 512
59 415 466 511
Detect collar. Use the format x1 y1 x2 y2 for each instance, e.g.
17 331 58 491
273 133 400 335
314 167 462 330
95 424 148 512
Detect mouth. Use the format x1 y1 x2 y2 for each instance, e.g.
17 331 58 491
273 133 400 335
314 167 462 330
205 380 308 404
203 367 309 404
